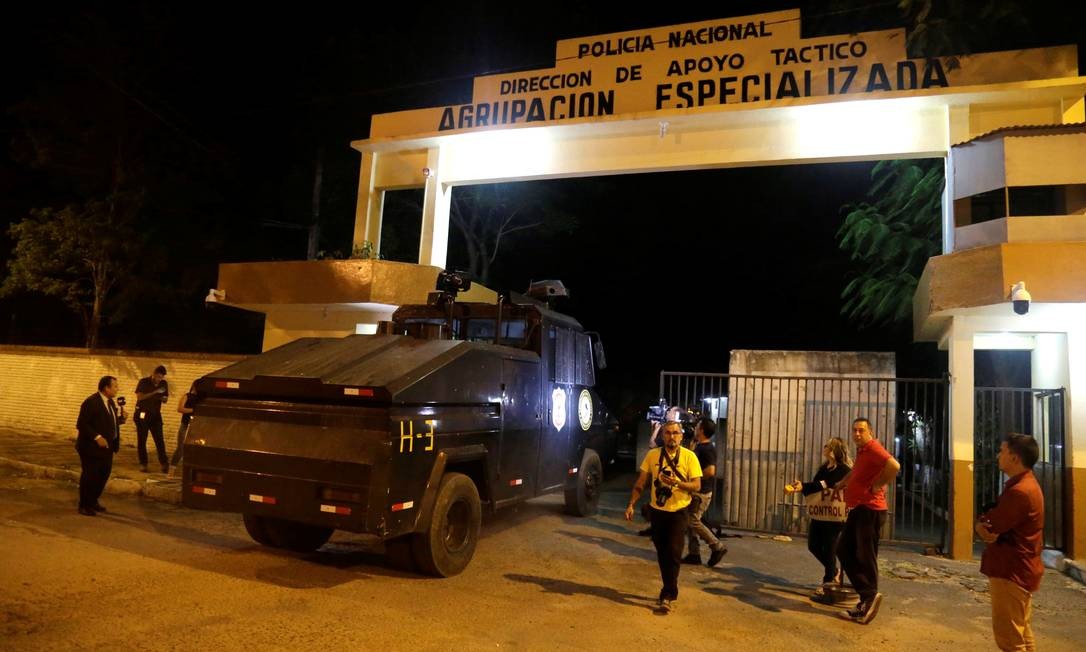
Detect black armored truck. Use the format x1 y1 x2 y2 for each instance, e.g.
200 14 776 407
182 275 615 576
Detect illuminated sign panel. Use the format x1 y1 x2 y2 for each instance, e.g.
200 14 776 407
370 9 1078 139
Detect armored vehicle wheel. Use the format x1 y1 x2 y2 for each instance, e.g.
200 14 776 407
411 472 481 577
564 448 602 516
243 513 276 546
256 516 334 552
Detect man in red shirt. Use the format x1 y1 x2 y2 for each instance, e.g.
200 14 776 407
976 433 1044 651
834 417 900 624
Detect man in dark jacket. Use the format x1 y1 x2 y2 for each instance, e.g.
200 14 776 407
976 433 1044 651
134 364 169 473
682 417 728 567
75 376 126 515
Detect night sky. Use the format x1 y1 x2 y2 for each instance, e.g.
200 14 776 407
2 2 1084 414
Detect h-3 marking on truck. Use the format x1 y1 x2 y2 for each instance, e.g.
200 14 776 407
398 419 436 453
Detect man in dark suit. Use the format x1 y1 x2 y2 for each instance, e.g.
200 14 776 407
75 375 126 516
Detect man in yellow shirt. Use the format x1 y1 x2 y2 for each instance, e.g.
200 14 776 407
626 421 703 614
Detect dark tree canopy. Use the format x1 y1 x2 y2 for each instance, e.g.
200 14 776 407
3 198 143 347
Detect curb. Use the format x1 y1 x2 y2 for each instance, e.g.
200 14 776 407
1040 548 1086 588
0 456 182 505
1065 559 1086 586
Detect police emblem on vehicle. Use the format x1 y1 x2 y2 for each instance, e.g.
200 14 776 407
578 389 593 431
551 387 567 430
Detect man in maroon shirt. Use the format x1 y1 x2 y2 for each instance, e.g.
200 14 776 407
834 417 900 624
976 433 1044 651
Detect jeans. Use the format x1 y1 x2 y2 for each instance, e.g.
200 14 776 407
170 420 190 466
837 506 887 602
650 507 689 600
136 413 168 467
808 519 845 583
686 491 723 555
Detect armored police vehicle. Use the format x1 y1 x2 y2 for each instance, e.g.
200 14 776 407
182 275 615 576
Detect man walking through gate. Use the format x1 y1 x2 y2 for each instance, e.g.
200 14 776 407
976 433 1044 651
626 421 703 614
682 416 728 567
834 417 899 624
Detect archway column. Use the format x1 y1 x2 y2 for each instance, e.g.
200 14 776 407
1067 328 1086 557
354 151 385 255
419 147 451 269
946 319 975 560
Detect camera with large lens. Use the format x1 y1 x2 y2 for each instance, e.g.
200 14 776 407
646 400 700 448
116 397 127 407
646 399 670 423
653 469 674 507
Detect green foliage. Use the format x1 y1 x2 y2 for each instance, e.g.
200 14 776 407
837 160 944 326
2 196 143 347
813 1 1029 58
897 0 1030 57
350 241 380 260
310 241 381 260
830 0 1030 329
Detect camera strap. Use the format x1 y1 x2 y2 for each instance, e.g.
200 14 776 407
657 448 686 483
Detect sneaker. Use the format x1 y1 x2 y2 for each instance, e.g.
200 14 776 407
707 546 728 567
654 599 674 615
681 553 702 565
848 593 883 624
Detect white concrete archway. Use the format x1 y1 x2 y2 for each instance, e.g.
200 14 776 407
350 9 1086 559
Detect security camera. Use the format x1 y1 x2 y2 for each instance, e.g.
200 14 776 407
1010 282 1030 315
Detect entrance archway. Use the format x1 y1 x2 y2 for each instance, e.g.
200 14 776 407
227 9 1086 559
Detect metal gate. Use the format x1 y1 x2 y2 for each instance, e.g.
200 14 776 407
660 372 949 547
974 387 1066 550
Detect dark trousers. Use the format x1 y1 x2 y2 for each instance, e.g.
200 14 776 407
808 519 845 583
649 507 689 601
136 414 168 466
169 421 189 466
838 506 887 602
78 450 113 509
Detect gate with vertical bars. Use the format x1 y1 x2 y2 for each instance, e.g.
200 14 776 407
974 387 1066 550
659 371 950 548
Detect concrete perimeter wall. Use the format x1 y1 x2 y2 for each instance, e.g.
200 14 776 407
0 346 244 441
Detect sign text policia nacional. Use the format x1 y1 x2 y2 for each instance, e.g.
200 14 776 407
368 9 1078 138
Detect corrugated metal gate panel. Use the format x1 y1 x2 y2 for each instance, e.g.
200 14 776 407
660 372 949 547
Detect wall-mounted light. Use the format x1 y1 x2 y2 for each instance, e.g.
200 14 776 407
1010 281 1031 315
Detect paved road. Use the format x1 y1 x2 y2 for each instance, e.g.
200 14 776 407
1 467 1084 651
